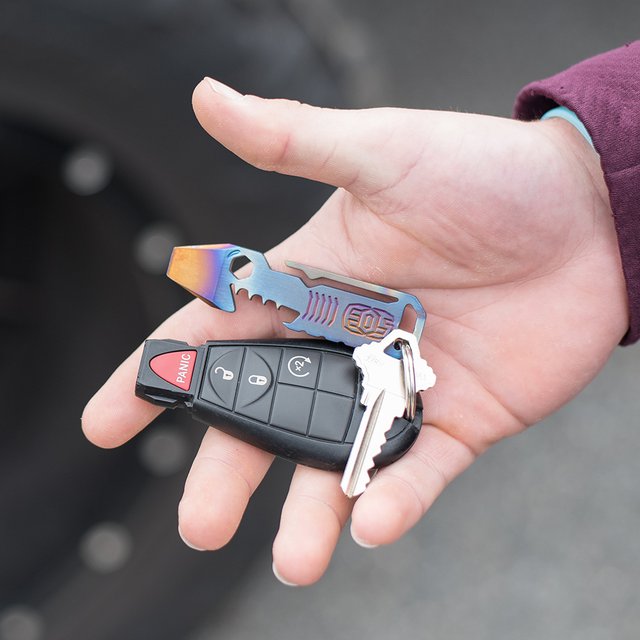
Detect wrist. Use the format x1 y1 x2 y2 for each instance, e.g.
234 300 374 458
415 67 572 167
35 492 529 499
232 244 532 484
539 116 610 208
538 116 629 342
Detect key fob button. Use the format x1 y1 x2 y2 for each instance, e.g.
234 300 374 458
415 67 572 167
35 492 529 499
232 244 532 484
309 392 353 442
278 348 320 389
237 350 274 406
317 353 357 397
236 388 275 423
271 386 314 434
201 347 244 409
149 349 198 391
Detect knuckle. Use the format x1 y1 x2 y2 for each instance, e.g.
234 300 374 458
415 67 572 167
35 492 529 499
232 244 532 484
243 98 315 172
252 127 293 172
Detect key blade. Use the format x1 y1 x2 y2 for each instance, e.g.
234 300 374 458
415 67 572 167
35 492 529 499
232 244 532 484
341 390 386 498
341 386 407 497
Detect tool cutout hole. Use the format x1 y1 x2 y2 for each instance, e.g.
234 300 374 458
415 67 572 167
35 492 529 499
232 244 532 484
231 255 254 280
399 305 418 334
285 262 397 304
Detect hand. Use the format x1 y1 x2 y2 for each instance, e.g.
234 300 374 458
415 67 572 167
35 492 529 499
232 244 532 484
82 77 628 586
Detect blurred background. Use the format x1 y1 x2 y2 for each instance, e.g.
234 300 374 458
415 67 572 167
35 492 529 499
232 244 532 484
1 1 639 639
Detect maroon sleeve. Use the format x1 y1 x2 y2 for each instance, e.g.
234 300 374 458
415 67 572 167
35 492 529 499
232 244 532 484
513 42 640 345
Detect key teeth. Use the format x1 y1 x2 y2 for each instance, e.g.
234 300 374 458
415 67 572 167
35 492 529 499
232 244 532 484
341 426 391 497
347 454 380 497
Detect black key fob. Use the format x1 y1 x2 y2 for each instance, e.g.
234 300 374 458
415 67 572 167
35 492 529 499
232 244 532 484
136 339 423 471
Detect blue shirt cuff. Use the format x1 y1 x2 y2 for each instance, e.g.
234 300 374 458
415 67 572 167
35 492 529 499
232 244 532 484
541 106 594 147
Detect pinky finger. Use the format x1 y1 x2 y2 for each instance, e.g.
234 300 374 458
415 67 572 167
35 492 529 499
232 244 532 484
350 425 476 548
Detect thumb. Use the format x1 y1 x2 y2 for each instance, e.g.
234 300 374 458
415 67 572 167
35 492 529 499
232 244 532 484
192 77 422 198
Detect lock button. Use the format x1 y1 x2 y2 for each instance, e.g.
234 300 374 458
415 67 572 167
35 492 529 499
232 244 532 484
235 347 279 421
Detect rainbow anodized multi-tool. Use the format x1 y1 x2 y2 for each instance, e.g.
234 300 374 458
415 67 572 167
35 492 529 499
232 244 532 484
165 243 426 347
136 243 435 496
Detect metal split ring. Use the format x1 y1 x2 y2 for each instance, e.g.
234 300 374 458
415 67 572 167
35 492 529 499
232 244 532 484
398 339 417 421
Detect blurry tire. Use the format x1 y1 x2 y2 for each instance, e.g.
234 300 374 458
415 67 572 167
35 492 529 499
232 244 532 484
0 1 342 638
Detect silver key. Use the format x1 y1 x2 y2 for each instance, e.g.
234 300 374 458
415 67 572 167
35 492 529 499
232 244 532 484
340 330 436 498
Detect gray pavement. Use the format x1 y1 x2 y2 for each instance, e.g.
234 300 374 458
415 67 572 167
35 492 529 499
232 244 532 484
202 2 640 638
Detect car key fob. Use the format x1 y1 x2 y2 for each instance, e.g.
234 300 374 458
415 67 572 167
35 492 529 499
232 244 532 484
136 338 423 471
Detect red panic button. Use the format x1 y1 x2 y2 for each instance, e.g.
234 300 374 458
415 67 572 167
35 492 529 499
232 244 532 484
150 350 197 391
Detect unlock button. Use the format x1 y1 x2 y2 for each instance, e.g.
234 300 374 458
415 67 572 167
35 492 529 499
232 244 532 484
202 347 243 409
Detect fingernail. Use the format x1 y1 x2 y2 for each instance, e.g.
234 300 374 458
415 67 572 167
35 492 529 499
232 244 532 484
204 77 243 100
178 524 206 551
272 562 299 587
350 526 379 549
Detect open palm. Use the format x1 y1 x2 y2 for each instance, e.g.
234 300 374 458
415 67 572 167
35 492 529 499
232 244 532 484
83 78 627 586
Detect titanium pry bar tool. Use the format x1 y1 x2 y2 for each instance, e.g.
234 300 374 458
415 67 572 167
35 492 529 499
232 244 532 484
166 243 426 348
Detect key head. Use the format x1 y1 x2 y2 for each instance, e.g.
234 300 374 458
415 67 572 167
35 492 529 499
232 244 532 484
353 344 404 407
353 330 436 406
